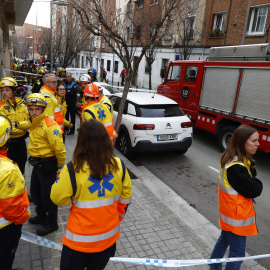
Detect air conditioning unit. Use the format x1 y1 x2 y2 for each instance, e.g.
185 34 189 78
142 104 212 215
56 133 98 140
133 0 139 2
130 27 135 34
129 33 134 39
173 34 180 44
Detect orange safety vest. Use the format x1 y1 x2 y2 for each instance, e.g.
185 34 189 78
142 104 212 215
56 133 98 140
218 158 258 236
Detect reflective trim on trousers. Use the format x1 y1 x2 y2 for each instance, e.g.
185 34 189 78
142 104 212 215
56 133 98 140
73 195 120 209
50 116 55 119
0 216 9 226
119 198 131 204
219 213 255 227
65 224 120 243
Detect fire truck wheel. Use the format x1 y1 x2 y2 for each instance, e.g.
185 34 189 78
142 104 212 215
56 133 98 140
218 125 236 152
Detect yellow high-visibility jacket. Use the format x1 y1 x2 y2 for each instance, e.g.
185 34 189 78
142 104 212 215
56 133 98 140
0 151 31 229
27 110 66 168
0 97 31 138
55 94 71 128
40 85 64 131
51 157 132 253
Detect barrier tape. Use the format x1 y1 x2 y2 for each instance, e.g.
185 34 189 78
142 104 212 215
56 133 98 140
4 69 42 77
21 231 62 251
111 254 270 267
20 230 270 267
114 86 157 93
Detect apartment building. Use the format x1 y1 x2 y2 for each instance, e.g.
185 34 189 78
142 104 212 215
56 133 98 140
201 0 270 46
0 0 33 79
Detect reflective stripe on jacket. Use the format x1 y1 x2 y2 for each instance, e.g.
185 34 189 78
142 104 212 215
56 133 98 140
0 153 30 229
0 97 31 138
50 157 132 253
27 110 66 168
99 95 113 116
82 101 117 144
55 95 71 127
40 86 64 131
218 157 258 236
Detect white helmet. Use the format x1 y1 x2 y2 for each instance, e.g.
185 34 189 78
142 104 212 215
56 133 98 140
79 74 91 82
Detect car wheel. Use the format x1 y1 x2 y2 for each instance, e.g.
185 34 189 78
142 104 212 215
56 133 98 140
218 125 236 152
118 132 133 158
174 149 188 155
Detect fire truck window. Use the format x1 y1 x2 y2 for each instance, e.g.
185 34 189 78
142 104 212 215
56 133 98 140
185 66 198 82
167 65 182 81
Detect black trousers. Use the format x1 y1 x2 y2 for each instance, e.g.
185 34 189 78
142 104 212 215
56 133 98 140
66 103 76 133
60 243 116 270
0 223 22 270
30 166 58 226
7 138 27 175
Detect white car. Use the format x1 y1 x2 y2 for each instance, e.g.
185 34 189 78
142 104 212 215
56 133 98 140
109 92 193 157
93 82 118 96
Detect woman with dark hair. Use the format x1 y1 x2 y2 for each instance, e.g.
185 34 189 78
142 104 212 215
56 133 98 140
209 125 263 270
55 83 73 142
51 119 132 270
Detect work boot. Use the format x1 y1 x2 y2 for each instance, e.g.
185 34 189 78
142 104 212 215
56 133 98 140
28 216 47 225
36 224 58 236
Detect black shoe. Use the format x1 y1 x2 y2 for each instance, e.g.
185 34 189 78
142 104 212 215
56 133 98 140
36 224 58 236
66 131 74 135
29 216 47 225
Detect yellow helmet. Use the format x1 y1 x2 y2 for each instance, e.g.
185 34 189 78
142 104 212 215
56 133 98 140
38 67 45 74
25 93 47 107
0 114 12 147
0 77 18 88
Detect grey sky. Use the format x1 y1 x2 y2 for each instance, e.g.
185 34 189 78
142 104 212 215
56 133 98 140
25 0 51 28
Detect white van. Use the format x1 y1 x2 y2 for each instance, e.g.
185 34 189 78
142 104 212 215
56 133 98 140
65 68 88 80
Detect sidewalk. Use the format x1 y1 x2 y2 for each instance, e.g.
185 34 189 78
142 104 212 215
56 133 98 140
13 128 266 270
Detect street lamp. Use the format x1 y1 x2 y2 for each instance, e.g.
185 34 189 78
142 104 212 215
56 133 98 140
33 29 42 62
50 1 68 73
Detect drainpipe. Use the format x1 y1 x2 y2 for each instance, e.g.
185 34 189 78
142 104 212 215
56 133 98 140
224 0 232 45
206 0 214 46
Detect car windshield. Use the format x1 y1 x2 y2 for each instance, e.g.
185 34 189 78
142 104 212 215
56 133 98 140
102 85 116 94
136 104 185 117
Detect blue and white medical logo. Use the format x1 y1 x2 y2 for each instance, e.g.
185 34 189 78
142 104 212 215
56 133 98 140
97 108 106 121
88 172 114 197
53 129 60 136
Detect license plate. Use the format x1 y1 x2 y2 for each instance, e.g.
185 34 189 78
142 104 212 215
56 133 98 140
157 134 177 141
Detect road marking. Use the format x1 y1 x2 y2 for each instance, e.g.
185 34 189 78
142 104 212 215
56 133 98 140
208 166 219 173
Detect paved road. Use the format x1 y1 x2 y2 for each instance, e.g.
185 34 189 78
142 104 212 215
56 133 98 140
132 129 270 269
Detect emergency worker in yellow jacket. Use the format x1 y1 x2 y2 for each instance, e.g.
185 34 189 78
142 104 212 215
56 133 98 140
51 119 132 270
25 93 66 237
0 114 30 270
81 84 117 145
209 125 263 270
40 73 64 132
0 77 31 175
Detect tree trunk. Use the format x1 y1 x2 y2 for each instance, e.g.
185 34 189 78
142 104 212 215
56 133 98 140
149 63 152 90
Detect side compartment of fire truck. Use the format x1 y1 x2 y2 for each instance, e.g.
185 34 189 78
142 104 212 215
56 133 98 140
196 63 270 152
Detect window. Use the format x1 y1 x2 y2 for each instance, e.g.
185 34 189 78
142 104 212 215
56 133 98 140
137 0 144 9
167 65 182 81
110 96 121 112
145 59 150 74
107 60 111 71
184 66 198 82
151 0 158 5
136 25 142 40
114 61 118 73
185 15 196 39
137 105 184 118
213 13 226 32
249 6 268 34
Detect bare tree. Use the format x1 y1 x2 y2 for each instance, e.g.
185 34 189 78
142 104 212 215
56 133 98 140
68 0 182 134
43 9 90 68
172 0 203 60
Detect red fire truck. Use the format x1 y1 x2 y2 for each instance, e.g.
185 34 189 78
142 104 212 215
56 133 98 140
157 44 270 152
